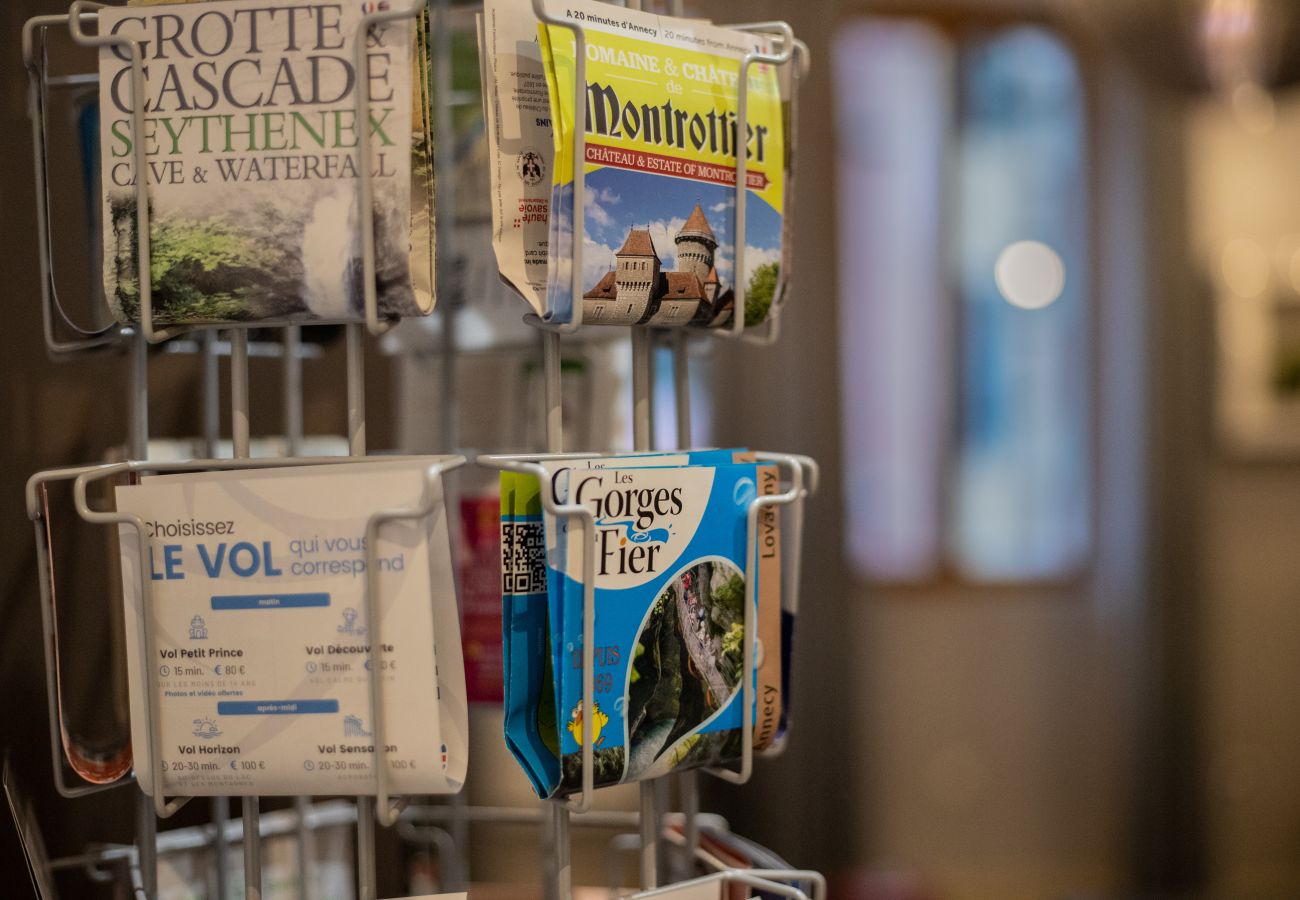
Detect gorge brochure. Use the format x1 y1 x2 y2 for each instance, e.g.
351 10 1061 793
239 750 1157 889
100 0 435 326
500 454 782 798
479 0 786 328
114 459 467 797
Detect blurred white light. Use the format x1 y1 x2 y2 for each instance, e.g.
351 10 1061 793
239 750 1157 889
1221 237 1269 297
994 240 1065 310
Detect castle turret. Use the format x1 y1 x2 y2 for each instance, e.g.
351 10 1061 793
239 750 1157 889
591 228 660 323
674 203 717 286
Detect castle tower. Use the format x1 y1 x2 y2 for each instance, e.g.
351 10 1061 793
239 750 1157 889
609 228 660 322
674 203 718 286
704 265 720 304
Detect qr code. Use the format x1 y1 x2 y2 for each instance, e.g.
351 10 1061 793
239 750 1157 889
502 521 547 594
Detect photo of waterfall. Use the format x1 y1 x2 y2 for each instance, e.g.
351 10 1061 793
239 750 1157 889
104 170 425 327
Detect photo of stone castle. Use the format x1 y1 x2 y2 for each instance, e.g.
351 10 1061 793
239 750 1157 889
583 203 736 327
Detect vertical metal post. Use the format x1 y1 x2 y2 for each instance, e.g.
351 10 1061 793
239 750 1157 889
541 802 559 900
646 334 658 450
439 296 459 453
128 328 158 899
448 791 471 891
433 0 459 454
295 797 314 900
202 332 220 458
135 790 157 899
242 797 262 900
229 328 261 900
640 782 658 889
357 803 377 900
631 329 652 453
278 326 309 900
680 771 700 873
212 797 230 900
345 324 377 900
542 299 570 899
552 802 572 900
543 332 564 452
673 333 690 449
128 330 148 460
631 326 657 888
347 325 367 456
284 327 304 456
230 331 251 459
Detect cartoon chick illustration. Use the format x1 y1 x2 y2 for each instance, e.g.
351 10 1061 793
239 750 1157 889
567 700 608 748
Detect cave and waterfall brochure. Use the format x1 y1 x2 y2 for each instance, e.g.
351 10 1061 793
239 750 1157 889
100 0 435 327
500 455 782 798
113 459 467 797
538 1 785 328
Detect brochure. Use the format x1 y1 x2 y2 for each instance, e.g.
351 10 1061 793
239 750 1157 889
114 459 467 797
459 490 504 704
479 0 786 329
501 456 781 798
527 451 782 750
478 0 554 314
100 0 435 327
539 1 785 328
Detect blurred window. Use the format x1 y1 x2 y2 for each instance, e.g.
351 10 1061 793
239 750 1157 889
834 18 1091 584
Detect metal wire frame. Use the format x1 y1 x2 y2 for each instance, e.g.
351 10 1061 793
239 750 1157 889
661 824 826 900
23 454 463 821
523 3 797 346
365 455 468 825
44 800 358 897
630 870 810 900
610 816 821 900
22 12 121 357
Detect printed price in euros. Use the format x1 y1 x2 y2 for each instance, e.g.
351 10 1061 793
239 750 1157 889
388 759 418 770
214 664 246 675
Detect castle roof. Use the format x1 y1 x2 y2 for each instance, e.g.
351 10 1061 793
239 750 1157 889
584 269 618 300
677 203 716 243
616 229 659 259
584 270 706 303
704 266 719 285
663 272 705 300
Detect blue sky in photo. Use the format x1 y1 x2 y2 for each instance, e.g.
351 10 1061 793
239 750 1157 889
578 166 782 293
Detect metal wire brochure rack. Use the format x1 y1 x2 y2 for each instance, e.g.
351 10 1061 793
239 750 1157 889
17 0 821 897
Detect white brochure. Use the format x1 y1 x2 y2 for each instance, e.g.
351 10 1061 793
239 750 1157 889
114 459 467 797
479 0 554 313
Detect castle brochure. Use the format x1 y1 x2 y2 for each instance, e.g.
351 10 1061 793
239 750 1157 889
501 457 781 798
114 459 467 797
99 0 435 326
479 0 786 328
539 2 785 327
